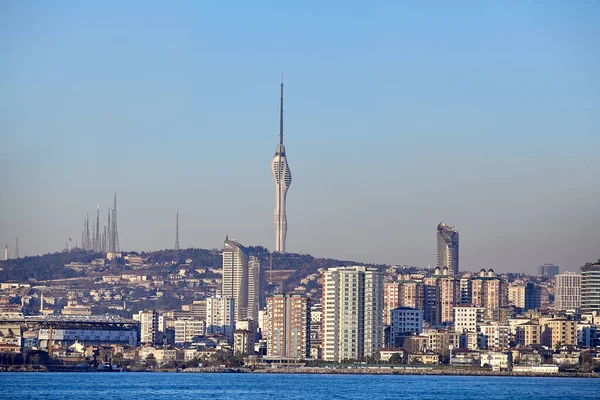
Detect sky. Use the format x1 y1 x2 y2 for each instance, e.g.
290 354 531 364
1 1 599 274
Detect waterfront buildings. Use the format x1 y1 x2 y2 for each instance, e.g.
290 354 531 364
206 296 235 342
581 261 600 314
321 266 383 362
555 272 581 310
221 239 262 321
383 282 400 326
389 307 423 347
436 222 459 275
271 77 292 253
265 294 310 358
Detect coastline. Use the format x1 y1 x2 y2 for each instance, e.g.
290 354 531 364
3 365 598 379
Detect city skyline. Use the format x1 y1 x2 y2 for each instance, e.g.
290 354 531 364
1 2 599 274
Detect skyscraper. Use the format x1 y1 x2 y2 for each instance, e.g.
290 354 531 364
271 76 292 253
321 266 383 362
221 238 262 321
437 222 459 275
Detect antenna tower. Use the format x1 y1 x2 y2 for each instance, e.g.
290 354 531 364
174 210 180 263
15 237 19 259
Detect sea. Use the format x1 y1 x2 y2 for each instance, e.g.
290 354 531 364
1 372 599 399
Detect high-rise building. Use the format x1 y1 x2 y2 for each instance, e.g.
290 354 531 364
271 76 292 253
554 272 581 310
538 264 559 277
206 296 235 342
436 222 459 275
135 310 159 344
265 294 310 358
471 269 508 320
581 261 600 314
321 266 383 362
425 267 459 325
221 239 262 321
309 303 322 359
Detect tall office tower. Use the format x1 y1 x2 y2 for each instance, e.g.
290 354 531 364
321 266 383 362
221 238 261 321
265 294 310 358
270 76 292 253
581 261 600 314
206 295 235 342
437 222 459 275
538 264 560 277
383 282 400 325
3 245 8 261
460 277 472 304
555 272 581 310
135 310 159 344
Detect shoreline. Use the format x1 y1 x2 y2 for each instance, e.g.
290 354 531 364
3 365 599 378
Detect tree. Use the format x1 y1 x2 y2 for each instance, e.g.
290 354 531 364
389 353 403 365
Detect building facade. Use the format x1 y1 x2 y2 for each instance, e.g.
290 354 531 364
265 294 310 358
322 266 383 362
390 307 423 347
581 261 600 314
206 296 235 342
555 272 581 310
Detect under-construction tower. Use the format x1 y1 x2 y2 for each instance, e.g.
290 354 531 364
109 193 119 253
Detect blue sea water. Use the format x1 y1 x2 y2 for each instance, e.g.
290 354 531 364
1 372 599 399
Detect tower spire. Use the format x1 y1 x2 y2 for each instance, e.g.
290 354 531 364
280 73 284 145
174 210 180 263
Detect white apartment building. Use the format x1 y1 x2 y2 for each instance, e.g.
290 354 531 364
135 310 158 344
322 266 383 362
453 306 485 333
479 323 511 350
555 272 581 310
206 296 235 342
174 319 205 344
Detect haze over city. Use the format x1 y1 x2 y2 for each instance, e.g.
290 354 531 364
1 1 599 274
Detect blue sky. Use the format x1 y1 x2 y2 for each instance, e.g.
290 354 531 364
1 1 599 273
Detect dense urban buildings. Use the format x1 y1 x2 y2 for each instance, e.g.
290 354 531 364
581 261 600 314
436 222 459 275
321 266 383 362
270 77 292 253
389 307 423 347
265 294 310 358
555 272 581 311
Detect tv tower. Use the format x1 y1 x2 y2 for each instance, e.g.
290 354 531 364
270 74 292 253
174 210 180 263
95 205 100 252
